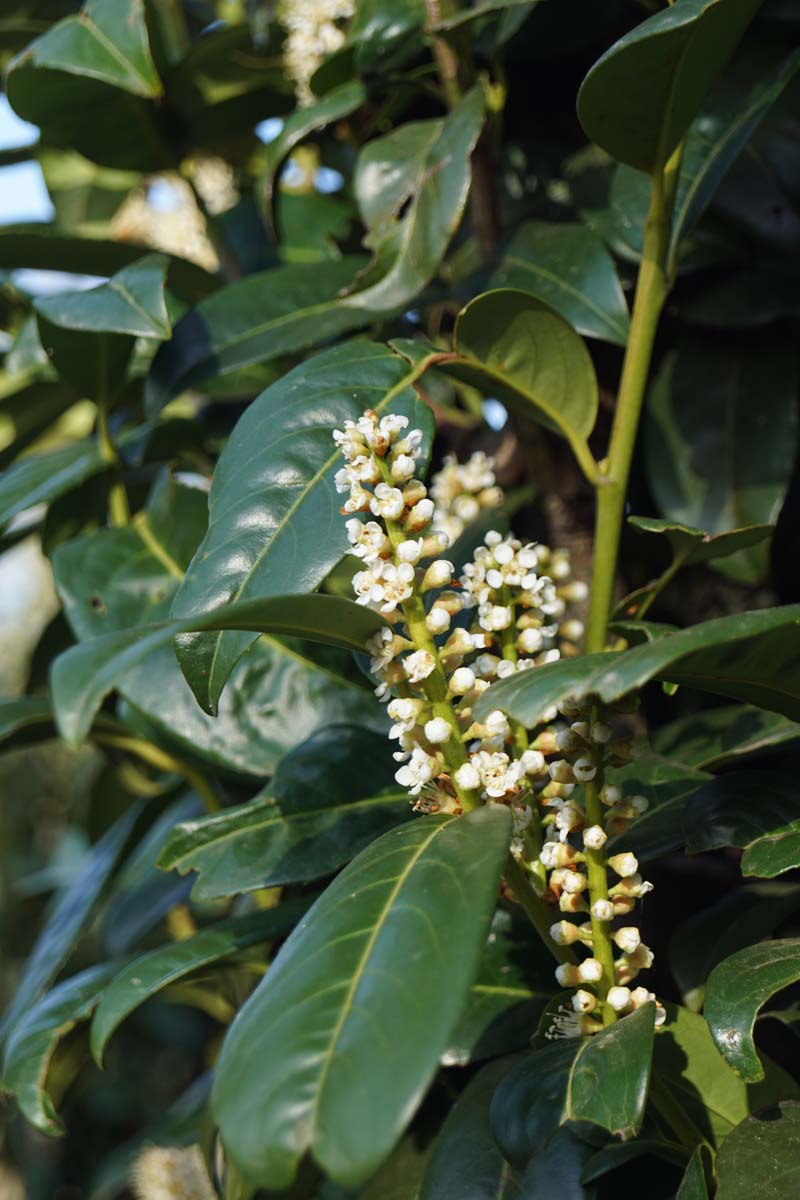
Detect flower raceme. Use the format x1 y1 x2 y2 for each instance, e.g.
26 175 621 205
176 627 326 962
333 410 660 1035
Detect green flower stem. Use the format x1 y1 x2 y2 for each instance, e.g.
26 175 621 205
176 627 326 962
96 399 130 528
583 767 617 1025
94 732 220 814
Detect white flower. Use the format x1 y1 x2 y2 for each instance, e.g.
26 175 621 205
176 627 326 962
396 538 423 563
346 519 388 563
614 927 642 954
421 559 454 591
484 709 509 739
572 989 597 1014
578 958 603 983
583 825 607 850
395 746 438 795
424 717 452 744
426 607 451 635
449 666 476 695
478 603 513 632
591 899 614 921
471 750 523 798
540 841 574 869
391 454 416 482
366 626 396 674
454 761 480 790
608 852 639 878
520 749 545 775
370 483 405 520
404 650 436 683
607 986 632 1013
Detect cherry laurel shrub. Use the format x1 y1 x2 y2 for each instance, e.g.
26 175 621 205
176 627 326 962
1 0 799 1197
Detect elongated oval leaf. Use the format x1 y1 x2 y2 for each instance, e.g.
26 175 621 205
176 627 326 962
263 81 366 206
475 605 800 727
340 87 484 313
683 771 800 858
212 807 512 1189
35 253 171 340
145 258 370 411
716 1102 800 1200
628 516 774 569
50 593 386 746
705 940 800 1082
169 340 434 713
446 289 598 465
0 439 105 530
741 823 800 879
577 0 765 173
676 1146 711 1200
654 704 800 772
1 964 116 1135
490 221 629 344
91 902 310 1064
158 726 412 898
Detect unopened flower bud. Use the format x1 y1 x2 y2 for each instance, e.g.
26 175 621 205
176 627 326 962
591 899 614 922
573 758 597 782
406 499 434 531
484 709 509 738
550 920 582 946
578 957 603 983
549 759 575 784
424 717 452 744
559 892 588 913
583 825 607 850
555 963 580 987
590 722 613 743
560 619 585 643
454 762 480 790
520 749 546 775
613 927 641 954
608 852 639 878
449 667 476 695
422 531 450 557
562 871 588 895
517 627 544 654
572 989 597 1014
607 986 632 1013
560 580 588 603
426 607 451 635
600 785 622 806
421 559 454 591
397 538 423 563
629 986 655 1010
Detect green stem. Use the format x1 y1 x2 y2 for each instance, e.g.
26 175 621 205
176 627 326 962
631 546 691 621
96 400 130 528
423 0 462 108
584 163 673 654
583 769 617 1024
94 733 220 813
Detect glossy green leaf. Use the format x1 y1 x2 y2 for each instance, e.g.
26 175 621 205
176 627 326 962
628 516 774 569
676 1146 710 1200
669 884 800 1011
6 0 168 171
420 1058 526 1200
705 940 800 1081
446 289 598 467
211 807 512 1189
35 253 170 339
50 593 386 746
90 902 310 1064
144 258 370 410
652 1004 796 1147
654 704 800 772
741 822 800 879
1 964 116 1135
683 771 800 858
0 696 55 750
644 344 798 584
35 313 133 400
341 87 484 312
605 756 710 862
716 1102 800 1200
263 81 366 206
158 726 411 898
490 220 629 344
475 605 800 727
0 438 105 529
169 340 434 714
581 1138 688 1183
669 46 800 270
577 0 764 173
491 1005 655 1167
0 803 142 1044
441 909 554 1067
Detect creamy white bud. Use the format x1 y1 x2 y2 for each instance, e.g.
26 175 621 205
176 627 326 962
555 963 580 987
630 794 649 814
550 920 582 946
562 871 588 895
600 785 622 806
397 538 423 563
496 660 516 679
391 453 416 482
573 758 597 782
629 986 656 1010
607 986 632 1013
406 498 434 530
591 899 614 922
517 627 544 654
454 762 481 790
549 759 575 784
421 559 454 591
608 852 639 878
583 825 607 851
424 717 452 744
559 619 585 643
449 666 476 695
426 607 451 635
572 989 597 1014
484 709 509 738
578 958 603 983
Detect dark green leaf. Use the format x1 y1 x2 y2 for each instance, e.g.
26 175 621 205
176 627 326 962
90 902 310 1064
652 1004 796 1147
170 340 434 714
35 314 133 400
0 438 105 529
518 1129 596 1200
577 0 764 173
628 516 774 569
644 343 797 583
581 1138 688 1183
263 81 366 207
683 771 800 857
0 803 142 1044
50 593 386 746
145 258 371 411
157 726 411 898
475 605 800 727
445 289 598 472
741 822 800 879
676 1146 710 1200
491 1005 655 1166
705 940 800 1081
669 46 800 270
716 1102 800 1200
211 808 512 1190
490 220 629 345
35 253 170 339
605 756 710 862
654 704 800 772
341 87 484 313
420 1057 525 1200
441 909 554 1067
1 964 116 1135
0 696 55 750
669 884 800 1011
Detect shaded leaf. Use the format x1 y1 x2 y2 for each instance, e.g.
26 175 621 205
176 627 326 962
644 343 798 584
683 771 800 858
716 1102 800 1199
1 964 116 1135
0 438 105 529
705 940 800 1081
491 1005 655 1167
628 516 774 569
654 704 800 772
157 726 411 898
35 253 170 339
518 1129 596 1200
170 340 434 713
0 803 142 1043
605 756 710 862
676 1146 711 1200
145 257 369 410
211 808 512 1190
490 220 629 345
90 902 311 1064
577 0 764 173
50 593 386 746
669 884 800 1012
263 81 366 207
341 87 484 312
475 605 800 727
741 823 800 879
0 696 56 750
